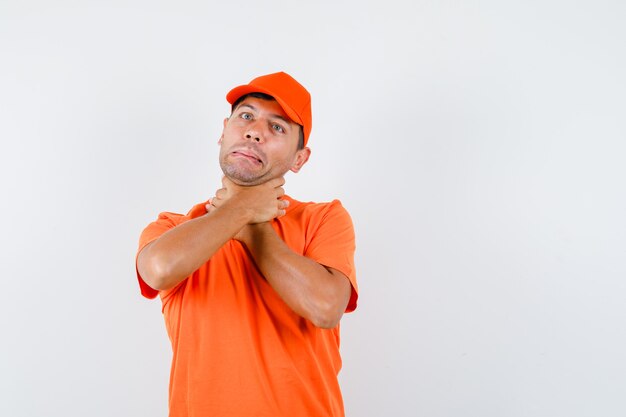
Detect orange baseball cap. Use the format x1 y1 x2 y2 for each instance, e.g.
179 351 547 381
226 71 312 145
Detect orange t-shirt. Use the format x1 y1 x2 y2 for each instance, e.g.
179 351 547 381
136 196 358 417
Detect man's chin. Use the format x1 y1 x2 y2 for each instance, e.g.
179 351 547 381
220 162 288 186
222 171 265 186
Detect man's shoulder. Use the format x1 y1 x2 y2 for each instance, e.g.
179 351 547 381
283 196 353 227
285 195 348 213
146 200 209 228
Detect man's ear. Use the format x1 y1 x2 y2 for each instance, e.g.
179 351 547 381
290 147 311 173
218 117 229 144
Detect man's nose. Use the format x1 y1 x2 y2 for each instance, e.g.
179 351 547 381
245 121 263 143
245 132 262 142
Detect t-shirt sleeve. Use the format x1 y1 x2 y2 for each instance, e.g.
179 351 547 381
304 200 359 312
135 211 185 299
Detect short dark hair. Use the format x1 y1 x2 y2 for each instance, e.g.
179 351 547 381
231 92 305 150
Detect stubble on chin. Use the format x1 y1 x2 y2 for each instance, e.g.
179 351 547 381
219 152 292 186
220 161 265 186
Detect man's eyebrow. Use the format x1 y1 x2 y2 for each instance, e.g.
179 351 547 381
270 113 292 126
236 103 292 127
237 103 257 112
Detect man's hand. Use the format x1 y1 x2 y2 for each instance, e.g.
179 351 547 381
205 176 351 328
206 177 289 242
207 176 288 245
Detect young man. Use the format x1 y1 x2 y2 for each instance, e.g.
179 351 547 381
136 71 358 416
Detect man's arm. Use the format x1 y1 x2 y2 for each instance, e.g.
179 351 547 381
239 223 352 329
210 177 352 329
137 177 288 292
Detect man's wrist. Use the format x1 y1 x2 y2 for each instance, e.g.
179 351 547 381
245 223 276 250
210 201 254 228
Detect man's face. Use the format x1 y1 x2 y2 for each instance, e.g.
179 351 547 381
219 96 309 186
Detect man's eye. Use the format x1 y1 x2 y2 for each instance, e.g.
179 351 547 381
241 113 252 120
272 124 285 133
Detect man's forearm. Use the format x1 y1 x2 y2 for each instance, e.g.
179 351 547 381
137 206 250 291
241 223 351 329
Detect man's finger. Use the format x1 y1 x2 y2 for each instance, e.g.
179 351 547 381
215 188 227 199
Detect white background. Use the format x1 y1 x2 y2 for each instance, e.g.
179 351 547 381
1 1 625 416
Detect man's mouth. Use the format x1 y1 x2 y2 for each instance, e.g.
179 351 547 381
232 150 263 164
